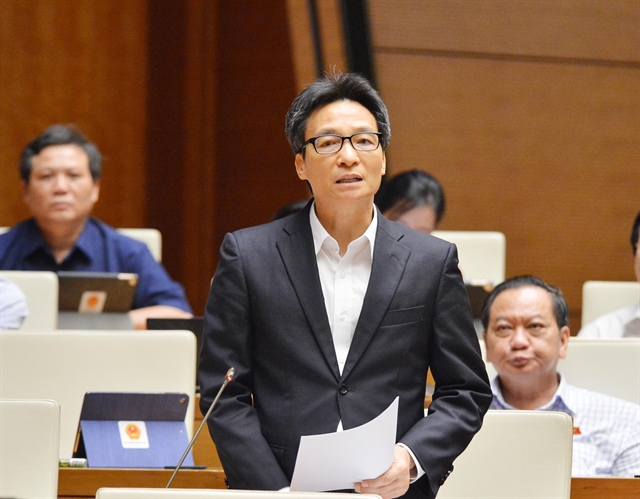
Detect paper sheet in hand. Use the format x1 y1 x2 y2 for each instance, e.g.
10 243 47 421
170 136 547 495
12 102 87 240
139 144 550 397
290 397 398 492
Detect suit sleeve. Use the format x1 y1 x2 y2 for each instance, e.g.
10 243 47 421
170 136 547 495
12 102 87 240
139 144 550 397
198 232 290 490
399 243 492 496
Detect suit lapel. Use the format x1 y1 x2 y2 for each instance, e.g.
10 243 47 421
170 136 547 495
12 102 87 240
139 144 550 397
276 204 341 381
341 214 411 380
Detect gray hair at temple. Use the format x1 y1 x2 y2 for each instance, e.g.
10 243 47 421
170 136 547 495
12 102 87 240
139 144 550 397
285 72 391 156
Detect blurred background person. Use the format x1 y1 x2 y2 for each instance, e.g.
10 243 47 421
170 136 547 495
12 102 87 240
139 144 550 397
375 169 446 234
273 199 309 220
0 124 192 329
578 211 640 338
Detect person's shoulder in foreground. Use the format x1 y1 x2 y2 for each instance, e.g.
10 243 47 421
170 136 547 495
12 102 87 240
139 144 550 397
0 277 29 329
482 274 640 477
199 71 491 499
1 123 192 328
578 210 640 338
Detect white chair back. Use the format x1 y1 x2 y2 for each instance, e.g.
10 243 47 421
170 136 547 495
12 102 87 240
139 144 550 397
0 270 58 330
117 228 163 262
581 280 640 326
97 489 381 499
480 338 640 405
0 399 60 499
431 231 506 284
437 410 573 498
0 330 196 459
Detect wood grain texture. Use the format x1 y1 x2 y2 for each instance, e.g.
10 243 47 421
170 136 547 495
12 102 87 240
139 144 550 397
0 0 148 228
369 0 640 63
369 1 640 329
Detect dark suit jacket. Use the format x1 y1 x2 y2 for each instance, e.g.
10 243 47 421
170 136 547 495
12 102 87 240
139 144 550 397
199 202 492 499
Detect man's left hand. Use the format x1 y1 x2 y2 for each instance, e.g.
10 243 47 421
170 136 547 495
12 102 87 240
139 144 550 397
354 445 414 499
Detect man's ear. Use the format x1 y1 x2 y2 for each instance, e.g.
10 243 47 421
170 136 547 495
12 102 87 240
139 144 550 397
381 151 386 176
558 325 570 360
295 153 307 181
91 180 101 204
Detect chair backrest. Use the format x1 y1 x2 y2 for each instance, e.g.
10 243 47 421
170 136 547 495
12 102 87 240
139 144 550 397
0 399 60 499
96 489 381 499
117 228 162 262
437 410 573 498
581 280 640 326
480 338 640 405
0 270 58 330
0 330 196 459
431 231 506 284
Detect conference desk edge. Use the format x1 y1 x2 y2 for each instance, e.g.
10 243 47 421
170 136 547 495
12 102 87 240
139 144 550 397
57 469 638 499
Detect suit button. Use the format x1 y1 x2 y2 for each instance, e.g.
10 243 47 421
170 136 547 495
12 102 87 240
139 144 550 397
338 384 348 395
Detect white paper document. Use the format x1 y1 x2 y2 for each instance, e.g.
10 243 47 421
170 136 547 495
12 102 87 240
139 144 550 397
290 396 398 492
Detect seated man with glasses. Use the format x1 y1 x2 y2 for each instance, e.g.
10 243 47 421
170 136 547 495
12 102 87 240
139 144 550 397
199 72 491 499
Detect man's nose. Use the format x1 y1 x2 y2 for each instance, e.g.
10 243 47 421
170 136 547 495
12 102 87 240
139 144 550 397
510 327 529 348
53 173 70 191
337 139 360 166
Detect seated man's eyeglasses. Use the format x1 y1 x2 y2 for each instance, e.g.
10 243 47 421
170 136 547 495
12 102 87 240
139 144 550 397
302 132 382 155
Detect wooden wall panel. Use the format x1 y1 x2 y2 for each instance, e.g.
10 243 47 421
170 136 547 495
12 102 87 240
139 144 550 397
0 0 148 228
213 0 308 261
369 0 640 329
370 0 639 62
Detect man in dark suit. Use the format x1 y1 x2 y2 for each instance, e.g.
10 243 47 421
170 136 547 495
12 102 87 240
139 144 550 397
199 72 491 499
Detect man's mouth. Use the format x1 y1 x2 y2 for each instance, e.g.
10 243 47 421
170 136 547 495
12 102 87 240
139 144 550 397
509 356 531 367
336 177 362 184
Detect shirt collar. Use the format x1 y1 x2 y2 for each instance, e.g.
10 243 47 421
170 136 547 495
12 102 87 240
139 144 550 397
24 218 97 264
490 373 575 417
73 218 100 261
21 219 50 258
308 201 377 260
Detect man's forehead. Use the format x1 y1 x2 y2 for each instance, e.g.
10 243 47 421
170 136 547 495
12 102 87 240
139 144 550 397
306 100 376 129
490 286 555 319
32 144 89 166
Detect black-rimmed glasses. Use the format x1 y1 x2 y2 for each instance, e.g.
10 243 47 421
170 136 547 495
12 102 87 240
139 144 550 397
302 132 382 155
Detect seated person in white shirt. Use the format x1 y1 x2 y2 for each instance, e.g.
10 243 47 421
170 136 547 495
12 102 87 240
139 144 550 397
482 275 640 477
0 277 29 329
579 211 640 338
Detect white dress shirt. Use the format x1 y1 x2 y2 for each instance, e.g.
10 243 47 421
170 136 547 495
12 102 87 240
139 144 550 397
578 303 640 338
309 204 376 375
309 203 424 482
0 277 29 329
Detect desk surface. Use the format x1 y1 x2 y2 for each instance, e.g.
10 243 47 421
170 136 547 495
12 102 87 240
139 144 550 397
57 469 638 499
58 468 225 498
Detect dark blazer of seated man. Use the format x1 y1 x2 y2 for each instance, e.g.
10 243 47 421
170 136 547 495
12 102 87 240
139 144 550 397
482 275 640 477
0 124 192 329
198 72 492 499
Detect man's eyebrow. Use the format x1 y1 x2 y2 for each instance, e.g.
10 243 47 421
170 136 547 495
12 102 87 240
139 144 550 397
313 125 376 136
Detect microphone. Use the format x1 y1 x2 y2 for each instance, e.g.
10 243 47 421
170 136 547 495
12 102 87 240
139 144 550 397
166 367 236 487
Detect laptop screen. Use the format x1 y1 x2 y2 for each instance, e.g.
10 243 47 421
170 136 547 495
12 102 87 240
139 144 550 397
58 271 138 312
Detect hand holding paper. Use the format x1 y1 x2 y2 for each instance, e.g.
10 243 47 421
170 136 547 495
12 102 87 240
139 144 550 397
290 397 399 492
